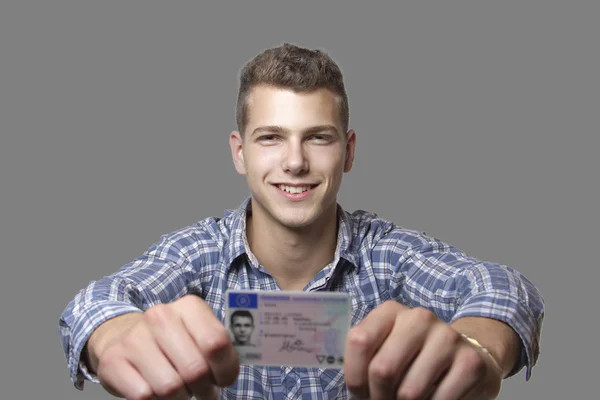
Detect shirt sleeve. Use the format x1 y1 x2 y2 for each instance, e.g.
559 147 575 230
387 234 544 381
58 233 198 390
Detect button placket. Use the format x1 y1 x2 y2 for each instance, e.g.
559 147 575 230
281 368 300 398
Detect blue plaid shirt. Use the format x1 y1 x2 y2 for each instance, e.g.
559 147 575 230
59 198 544 399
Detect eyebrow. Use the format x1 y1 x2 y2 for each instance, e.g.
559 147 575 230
251 125 339 137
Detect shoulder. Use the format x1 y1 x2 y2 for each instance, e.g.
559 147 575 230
344 208 436 255
144 208 243 260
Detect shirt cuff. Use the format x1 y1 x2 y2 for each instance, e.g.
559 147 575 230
68 302 143 390
449 290 541 381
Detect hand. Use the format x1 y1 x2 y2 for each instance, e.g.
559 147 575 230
344 301 503 400
86 295 239 400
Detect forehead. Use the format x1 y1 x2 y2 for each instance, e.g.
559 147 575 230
245 85 342 133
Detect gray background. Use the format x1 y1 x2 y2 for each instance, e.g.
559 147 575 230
1 0 597 398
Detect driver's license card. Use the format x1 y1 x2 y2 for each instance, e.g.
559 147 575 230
225 290 351 368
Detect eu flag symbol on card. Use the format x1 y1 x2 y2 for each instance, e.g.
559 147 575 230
229 292 258 309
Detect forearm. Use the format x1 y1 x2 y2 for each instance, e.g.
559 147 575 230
450 316 522 379
400 240 544 378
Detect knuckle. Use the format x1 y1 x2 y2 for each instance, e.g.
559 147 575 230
368 359 397 381
410 307 436 322
154 375 184 398
180 358 209 383
346 327 372 349
121 331 145 350
439 326 461 345
97 345 124 372
460 346 487 376
144 304 172 326
204 326 231 354
397 384 423 400
382 299 399 310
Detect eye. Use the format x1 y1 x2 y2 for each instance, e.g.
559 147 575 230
310 134 333 143
257 134 280 143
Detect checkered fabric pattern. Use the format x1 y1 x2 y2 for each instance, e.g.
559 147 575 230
59 198 544 399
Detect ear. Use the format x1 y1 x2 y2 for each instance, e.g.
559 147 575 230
229 131 247 175
343 129 356 173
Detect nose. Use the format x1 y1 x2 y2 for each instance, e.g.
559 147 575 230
282 140 309 175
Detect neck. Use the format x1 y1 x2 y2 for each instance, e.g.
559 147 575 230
246 202 339 291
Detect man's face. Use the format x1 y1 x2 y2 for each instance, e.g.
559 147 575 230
230 85 356 230
231 315 254 345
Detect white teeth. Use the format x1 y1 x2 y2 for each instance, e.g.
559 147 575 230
278 185 312 194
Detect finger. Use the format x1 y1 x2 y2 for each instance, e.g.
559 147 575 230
124 326 190 399
395 325 458 400
97 353 153 400
344 301 404 399
367 308 434 400
430 345 486 400
145 304 212 386
177 295 240 387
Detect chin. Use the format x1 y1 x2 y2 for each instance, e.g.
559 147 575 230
252 193 328 228
276 211 321 229
281 220 313 230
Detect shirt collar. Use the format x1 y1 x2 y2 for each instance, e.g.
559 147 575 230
224 197 360 272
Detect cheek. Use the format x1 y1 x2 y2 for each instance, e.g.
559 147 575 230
245 155 273 178
311 151 345 175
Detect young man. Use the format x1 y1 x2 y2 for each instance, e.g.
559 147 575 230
59 43 544 400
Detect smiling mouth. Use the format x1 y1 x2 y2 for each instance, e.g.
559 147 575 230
276 184 318 194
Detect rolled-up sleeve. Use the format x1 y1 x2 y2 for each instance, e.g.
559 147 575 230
389 236 544 380
58 234 196 390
